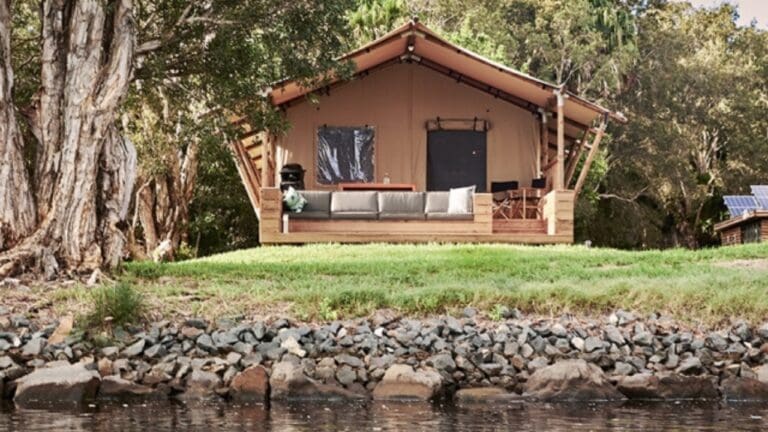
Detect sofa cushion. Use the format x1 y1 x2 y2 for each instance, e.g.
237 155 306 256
331 191 378 213
448 186 475 214
378 192 425 220
425 192 450 214
426 212 474 221
300 190 331 214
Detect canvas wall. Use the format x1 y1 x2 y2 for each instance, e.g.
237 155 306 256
275 62 540 191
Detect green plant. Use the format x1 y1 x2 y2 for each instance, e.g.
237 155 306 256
85 282 145 328
488 304 506 321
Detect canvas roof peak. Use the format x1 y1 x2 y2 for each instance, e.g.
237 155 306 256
268 20 626 129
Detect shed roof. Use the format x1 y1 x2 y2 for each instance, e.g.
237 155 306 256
268 20 626 136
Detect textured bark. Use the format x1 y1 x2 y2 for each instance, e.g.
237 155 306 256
0 0 136 277
0 0 36 250
132 139 199 259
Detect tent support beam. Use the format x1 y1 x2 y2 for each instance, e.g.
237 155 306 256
573 113 609 199
565 127 591 187
554 89 566 190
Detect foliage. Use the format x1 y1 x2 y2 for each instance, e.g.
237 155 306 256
84 282 145 329
120 242 768 323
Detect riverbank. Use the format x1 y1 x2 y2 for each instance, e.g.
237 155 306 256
81 243 768 322
2 308 768 407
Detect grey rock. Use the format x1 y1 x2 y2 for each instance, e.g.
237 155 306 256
185 318 208 330
632 332 653 346
196 334 217 353
22 337 46 357
14 364 101 408
676 357 703 375
705 333 729 352
605 326 626 345
372 364 443 401
524 359 625 401
571 337 585 352
613 361 635 376
336 365 357 386
144 343 167 359
122 339 146 357
584 336 603 353
335 353 364 368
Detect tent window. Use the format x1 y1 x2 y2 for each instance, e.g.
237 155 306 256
317 126 375 185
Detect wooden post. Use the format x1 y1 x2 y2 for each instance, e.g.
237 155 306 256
555 89 565 190
565 128 590 187
538 108 548 177
573 114 609 198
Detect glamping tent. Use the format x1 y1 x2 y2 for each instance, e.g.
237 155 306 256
231 20 625 244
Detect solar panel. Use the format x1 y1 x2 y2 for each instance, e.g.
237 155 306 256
750 185 768 210
724 195 758 218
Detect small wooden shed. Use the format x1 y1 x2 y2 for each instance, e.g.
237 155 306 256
231 20 625 244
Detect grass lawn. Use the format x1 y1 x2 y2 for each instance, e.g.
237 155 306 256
45 242 768 324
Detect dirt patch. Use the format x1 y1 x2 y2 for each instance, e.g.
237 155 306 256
713 259 768 271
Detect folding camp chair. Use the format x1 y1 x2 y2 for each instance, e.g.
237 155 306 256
491 181 518 220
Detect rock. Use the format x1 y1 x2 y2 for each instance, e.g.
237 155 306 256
185 318 208 330
632 331 653 346
372 364 443 401
605 327 626 345
570 337 585 352
336 365 357 386
676 357 703 375
454 387 524 406
180 369 221 400
122 339 146 357
281 337 306 358
14 364 101 407
705 333 729 352
99 376 161 400
720 377 768 401
463 307 477 318
144 344 167 359
523 359 625 402
196 334 217 353
229 365 269 403
755 364 768 383
613 361 634 376
584 336 603 353
48 316 74 345
181 326 204 340
428 353 456 373
616 373 718 400
270 361 363 401
21 337 46 357
550 323 568 338
335 353 364 368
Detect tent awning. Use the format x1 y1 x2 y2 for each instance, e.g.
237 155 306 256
268 20 626 134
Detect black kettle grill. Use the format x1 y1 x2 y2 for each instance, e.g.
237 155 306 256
280 163 306 191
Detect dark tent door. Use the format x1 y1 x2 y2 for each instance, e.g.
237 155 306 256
427 130 487 192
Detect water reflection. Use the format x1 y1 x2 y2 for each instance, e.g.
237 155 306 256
1 400 767 431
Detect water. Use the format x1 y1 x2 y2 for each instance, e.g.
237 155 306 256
2 400 768 431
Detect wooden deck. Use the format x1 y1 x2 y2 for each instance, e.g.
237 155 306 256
259 188 574 245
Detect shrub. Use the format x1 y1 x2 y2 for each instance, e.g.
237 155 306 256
85 282 145 328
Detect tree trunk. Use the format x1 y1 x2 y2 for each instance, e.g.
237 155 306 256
132 139 199 260
0 0 137 278
0 0 36 251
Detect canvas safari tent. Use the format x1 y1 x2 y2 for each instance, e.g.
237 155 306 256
231 20 626 244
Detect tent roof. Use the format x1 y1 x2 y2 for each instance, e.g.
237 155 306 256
269 20 626 132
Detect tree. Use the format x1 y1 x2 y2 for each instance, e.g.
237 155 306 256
589 2 768 247
0 0 353 276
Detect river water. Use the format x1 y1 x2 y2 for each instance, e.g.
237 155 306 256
1 400 767 431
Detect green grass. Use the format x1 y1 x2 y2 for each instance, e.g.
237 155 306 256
63 243 768 323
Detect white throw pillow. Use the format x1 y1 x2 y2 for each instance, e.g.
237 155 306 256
447 186 475 214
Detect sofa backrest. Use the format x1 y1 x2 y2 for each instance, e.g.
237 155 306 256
300 190 331 213
378 192 425 219
330 191 379 214
425 192 450 214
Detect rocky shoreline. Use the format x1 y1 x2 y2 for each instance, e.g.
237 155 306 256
2 308 768 408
